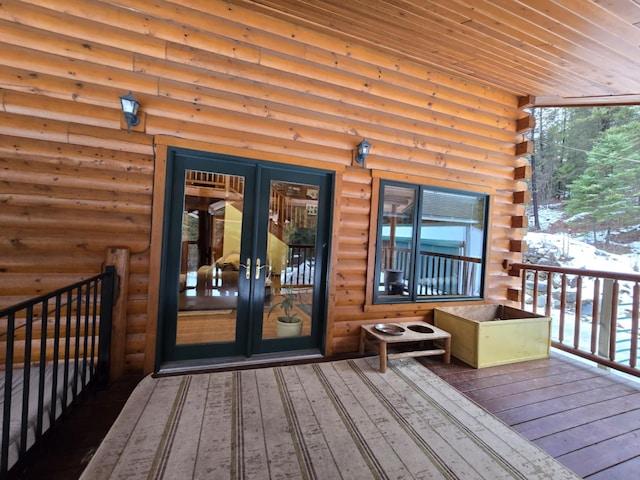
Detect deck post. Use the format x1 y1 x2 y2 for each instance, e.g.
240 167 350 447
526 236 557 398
98 267 115 386
598 279 614 372
104 247 130 381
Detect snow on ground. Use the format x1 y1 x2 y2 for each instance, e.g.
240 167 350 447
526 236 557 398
528 202 640 271
524 231 638 273
524 231 638 312
528 203 565 230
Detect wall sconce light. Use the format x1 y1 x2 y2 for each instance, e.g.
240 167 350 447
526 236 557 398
355 138 371 165
119 91 140 133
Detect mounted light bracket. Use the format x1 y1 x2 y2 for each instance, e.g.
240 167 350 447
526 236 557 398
355 138 371 166
119 91 140 133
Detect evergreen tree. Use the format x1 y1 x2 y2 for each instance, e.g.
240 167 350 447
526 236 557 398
535 106 640 202
566 121 640 245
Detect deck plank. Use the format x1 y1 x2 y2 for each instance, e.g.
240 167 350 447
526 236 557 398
419 351 640 480
557 429 640 478
515 392 640 440
448 362 580 392
470 372 614 412
498 382 638 425
537 408 640 457
587 455 640 480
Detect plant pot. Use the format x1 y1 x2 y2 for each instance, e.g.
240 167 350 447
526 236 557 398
276 316 302 337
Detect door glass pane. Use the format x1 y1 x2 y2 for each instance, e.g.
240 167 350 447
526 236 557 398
176 170 244 345
262 181 318 339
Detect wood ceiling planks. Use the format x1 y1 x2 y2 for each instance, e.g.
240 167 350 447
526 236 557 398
230 0 640 106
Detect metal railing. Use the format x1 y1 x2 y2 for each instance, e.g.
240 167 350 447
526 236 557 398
509 262 640 378
282 244 315 287
0 266 115 475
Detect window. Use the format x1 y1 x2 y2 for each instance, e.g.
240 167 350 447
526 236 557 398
374 181 488 303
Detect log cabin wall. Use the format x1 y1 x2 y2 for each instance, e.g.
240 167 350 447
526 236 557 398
0 0 530 374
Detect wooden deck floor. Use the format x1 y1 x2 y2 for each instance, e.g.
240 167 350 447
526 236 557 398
9 351 640 479
419 351 640 480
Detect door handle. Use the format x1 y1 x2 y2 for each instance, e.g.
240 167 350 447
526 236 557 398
255 258 261 280
245 257 251 280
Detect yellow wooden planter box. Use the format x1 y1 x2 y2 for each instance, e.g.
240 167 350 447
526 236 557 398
434 305 551 368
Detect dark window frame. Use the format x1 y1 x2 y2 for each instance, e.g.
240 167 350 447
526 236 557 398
373 180 489 304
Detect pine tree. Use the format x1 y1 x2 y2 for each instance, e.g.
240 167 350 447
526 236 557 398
536 106 639 202
566 121 640 245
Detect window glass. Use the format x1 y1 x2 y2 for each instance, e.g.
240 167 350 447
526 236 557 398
378 184 416 298
375 181 487 303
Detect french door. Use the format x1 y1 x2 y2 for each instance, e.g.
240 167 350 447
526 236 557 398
157 148 332 367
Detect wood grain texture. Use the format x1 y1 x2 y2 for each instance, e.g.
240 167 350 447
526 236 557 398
0 0 532 371
220 0 640 105
423 352 640 479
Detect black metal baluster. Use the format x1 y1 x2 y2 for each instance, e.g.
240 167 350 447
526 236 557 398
1 312 15 476
72 285 82 400
82 281 91 386
19 305 33 459
61 290 72 414
50 294 61 424
90 279 99 381
36 297 49 439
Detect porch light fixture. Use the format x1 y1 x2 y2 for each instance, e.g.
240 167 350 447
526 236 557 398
355 138 371 165
119 91 140 133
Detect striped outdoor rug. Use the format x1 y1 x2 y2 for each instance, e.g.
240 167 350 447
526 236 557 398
81 357 580 479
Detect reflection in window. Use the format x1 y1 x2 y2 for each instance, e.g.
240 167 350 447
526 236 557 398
375 181 488 303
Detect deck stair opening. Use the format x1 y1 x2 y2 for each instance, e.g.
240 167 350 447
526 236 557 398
0 267 115 476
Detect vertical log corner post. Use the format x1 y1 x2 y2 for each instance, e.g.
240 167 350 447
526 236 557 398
104 247 131 381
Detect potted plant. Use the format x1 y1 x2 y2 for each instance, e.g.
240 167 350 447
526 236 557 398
269 291 303 337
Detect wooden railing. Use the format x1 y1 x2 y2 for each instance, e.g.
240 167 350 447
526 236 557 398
0 267 115 475
382 247 482 296
508 262 640 378
185 170 244 195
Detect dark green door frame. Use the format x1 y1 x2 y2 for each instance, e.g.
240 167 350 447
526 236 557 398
156 147 334 369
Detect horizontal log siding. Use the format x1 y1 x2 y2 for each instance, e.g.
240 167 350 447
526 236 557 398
0 133 153 372
0 0 527 371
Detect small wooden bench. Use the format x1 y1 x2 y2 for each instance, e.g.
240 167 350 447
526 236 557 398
359 321 451 373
